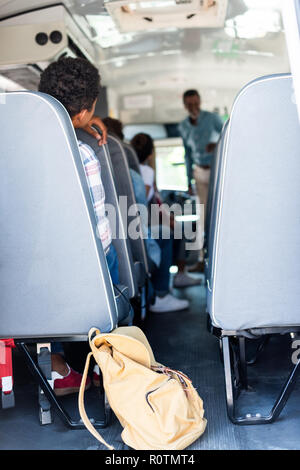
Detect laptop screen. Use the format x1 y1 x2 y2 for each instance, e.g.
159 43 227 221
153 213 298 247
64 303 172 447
154 137 188 192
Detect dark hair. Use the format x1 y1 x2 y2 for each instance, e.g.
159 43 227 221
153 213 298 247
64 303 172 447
130 133 154 164
183 89 200 102
39 57 101 117
102 117 124 141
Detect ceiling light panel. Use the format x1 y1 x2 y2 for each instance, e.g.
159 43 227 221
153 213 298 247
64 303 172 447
104 0 228 32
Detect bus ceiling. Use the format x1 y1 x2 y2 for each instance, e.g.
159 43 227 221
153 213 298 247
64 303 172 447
0 1 290 124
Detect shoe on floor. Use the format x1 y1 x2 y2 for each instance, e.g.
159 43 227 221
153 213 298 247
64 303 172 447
173 272 202 288
149 293 189 313
52 364 91 396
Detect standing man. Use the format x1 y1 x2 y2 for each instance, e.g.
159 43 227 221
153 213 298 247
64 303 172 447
178 89 223 269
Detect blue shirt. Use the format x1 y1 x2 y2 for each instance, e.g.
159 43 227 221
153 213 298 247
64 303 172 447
178 110 223 185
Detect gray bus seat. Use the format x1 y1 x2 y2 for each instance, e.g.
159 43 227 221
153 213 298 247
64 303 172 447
207 74 300 331
123 141 141 175
0 91 119 338
206 74 300 425
204 120 229 279
75 128 138 299
0 91 126 427
205 119 229 252
105 133 150 283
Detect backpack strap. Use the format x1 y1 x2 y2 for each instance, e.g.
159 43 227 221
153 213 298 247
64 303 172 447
78 351 114 450
88 328 100 345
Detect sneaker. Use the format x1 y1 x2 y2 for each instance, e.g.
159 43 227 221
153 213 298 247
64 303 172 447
52 364 91 396
93 365 100 388
149 293 189 313
173 272 202 288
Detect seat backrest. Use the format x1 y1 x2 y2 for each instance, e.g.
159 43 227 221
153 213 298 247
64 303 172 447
207 74 300 331
123 142 141 175
106 134 149 278
205 120 229 283
75 129 138 298
0 91 118 338
205 119 229 250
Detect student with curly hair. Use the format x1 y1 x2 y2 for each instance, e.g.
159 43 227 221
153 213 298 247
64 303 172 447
39 57 118 395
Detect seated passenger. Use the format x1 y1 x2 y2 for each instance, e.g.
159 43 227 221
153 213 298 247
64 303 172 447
131 133 155 202
38 57 119 394
131 132 201 288
129 168 190 313
101 117 189 312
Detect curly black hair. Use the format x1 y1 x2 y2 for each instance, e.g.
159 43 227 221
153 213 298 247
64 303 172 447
39 57 101 117
130 133 154 164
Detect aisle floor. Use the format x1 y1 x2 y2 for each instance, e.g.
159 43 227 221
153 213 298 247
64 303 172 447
1 277 299 450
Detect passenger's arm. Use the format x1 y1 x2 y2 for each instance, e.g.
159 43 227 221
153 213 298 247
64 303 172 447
82 116 108 146
148 152 156 173
205 113 224 154
140 165 155 200
144 185 151 198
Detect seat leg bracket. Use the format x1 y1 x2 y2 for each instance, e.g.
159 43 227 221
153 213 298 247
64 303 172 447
222 336 300 425
17 342 109 430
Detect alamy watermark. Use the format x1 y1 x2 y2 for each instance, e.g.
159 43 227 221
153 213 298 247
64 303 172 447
291 340 300 365
100 197 204 251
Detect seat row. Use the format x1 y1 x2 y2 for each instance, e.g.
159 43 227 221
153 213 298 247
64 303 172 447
0 90 150 424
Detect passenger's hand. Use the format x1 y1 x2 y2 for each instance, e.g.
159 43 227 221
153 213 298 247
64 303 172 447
206 142 217 153
83 116 107 146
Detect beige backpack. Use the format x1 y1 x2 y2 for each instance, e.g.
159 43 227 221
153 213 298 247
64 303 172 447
78 326 207 450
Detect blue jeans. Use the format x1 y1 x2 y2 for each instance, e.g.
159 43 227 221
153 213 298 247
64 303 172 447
151 231 173 296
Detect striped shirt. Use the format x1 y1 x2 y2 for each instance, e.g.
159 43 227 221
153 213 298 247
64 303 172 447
78 140 112 253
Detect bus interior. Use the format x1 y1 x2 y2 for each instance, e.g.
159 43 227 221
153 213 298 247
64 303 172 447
0 0 300 451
